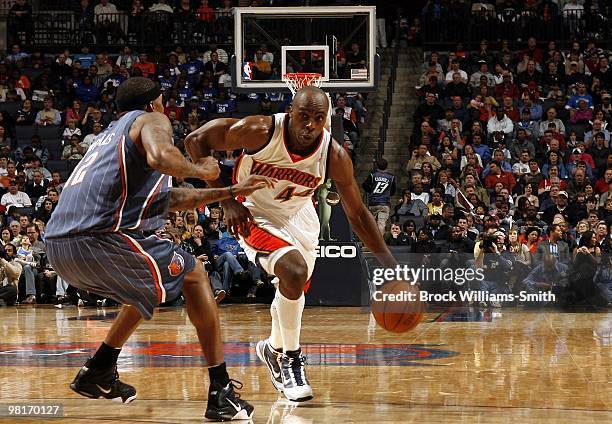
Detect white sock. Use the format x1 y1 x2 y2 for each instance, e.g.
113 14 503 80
268 298 283 351
274 289 305 352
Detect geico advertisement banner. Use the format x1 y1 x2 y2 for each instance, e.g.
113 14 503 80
315 245 358 258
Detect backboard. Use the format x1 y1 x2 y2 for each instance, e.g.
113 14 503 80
232 6 378 93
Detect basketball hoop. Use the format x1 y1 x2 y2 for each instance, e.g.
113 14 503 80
282 72 322 95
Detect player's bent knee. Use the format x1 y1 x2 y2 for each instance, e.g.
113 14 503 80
276 254 308 283
282 265 309 286
277 263 309 298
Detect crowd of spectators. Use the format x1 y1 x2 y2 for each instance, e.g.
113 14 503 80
383 34 612 308
0 0 375 308
421 0 610 44
7 0 236 47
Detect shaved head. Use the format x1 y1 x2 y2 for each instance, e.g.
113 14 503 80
292 85 329 110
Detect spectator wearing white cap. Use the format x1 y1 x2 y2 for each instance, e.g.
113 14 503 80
542 191 575 225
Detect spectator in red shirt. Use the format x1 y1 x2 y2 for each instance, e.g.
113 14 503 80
164 96 183 121
539 165 568 194
502 95 520 122
484 161 516 192
539 129 567 151
132 53 155 78
594 168 612 194
494 72 519 99
520 37 544 65
195 0 215 41
197 0 214 22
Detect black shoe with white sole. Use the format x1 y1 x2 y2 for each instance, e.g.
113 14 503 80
255 339 283 392
205 379 254 421
280 349 313 402
70 358 137 403
214 289 226 303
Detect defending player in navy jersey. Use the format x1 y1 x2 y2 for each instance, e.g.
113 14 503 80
46 77 273 421
185 86 400 402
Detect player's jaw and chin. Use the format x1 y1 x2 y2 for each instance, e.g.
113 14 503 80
295 132 316 147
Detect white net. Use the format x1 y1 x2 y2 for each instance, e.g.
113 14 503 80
282 73 323 95
282 72 331 131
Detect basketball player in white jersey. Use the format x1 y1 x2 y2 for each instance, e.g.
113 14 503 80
185 86 397 402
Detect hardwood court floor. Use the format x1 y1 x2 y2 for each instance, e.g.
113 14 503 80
0 304 610 423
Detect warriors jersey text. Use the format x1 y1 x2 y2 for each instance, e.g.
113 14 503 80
233 113 332 217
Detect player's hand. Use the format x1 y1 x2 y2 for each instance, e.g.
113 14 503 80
196 157 221 181
232 175 276 197
222 198 256 238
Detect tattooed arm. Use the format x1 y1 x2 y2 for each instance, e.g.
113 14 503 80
168 175 276 212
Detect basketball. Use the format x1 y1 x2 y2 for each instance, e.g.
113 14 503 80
371 281 424 333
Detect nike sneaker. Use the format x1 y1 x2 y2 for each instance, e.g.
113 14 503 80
70 358 137 403
205 379 254 421
280 349 313 402
256 339 283 392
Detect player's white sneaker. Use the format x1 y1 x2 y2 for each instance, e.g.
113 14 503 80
280 349 313 402
256 339 284 392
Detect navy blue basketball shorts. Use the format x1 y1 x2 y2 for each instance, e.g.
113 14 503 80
46 231 196 320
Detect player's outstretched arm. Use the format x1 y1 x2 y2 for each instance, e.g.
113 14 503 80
168 175 276 212
183 116 273 237
137 112 219 180
328 140 398 268
183 115 271 175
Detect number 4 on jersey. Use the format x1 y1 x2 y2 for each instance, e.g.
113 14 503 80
274 186 315 202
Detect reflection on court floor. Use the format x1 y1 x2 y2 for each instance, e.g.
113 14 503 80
0 341 459 367
1 305 610 423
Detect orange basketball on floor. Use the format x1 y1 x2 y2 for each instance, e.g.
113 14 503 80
371 280 424 333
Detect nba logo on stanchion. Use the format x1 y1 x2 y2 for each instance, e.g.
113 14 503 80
242 62 253 81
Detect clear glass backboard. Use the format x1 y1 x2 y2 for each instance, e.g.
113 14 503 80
232 6 379 93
